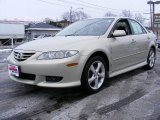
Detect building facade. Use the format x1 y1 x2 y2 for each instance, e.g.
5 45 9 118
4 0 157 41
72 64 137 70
0 21 25 45
26 22 62 41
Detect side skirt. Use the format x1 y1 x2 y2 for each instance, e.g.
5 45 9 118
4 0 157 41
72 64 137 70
109 61 147 78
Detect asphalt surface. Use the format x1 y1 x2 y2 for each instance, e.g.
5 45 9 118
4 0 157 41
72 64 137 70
1 49 160 120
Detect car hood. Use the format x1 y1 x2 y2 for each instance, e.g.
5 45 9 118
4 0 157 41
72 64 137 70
15 36 99 52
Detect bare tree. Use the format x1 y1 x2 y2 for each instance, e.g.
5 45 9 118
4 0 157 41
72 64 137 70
74 11 90 21
121 10 133 18
104 12 117 17
62 12 71 22
62 11 90 23
43 18 52 23
134 13 145 24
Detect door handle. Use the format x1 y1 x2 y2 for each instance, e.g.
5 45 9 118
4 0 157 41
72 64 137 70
131 39 136 44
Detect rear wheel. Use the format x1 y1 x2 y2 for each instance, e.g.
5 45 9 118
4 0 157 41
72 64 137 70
81 56 108 94
145 48 156 70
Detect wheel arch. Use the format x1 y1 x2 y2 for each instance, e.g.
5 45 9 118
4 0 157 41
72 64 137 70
81 51 110 80
150 45 156 58
150 45 156 52
88 51 110 70
148 41 156 56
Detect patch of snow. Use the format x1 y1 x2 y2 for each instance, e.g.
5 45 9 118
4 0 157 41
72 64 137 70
0 49 12 54
0 58 7 63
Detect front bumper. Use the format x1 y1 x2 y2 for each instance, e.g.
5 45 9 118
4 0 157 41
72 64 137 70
7 51 87 88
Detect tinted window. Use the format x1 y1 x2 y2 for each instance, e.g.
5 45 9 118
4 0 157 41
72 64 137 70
114 20 131 35
129 20 146 35
109 19 132 38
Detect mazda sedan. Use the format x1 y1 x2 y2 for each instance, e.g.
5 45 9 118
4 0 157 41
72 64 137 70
7 17 156 93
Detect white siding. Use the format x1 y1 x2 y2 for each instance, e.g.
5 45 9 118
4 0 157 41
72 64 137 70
0 23 25 39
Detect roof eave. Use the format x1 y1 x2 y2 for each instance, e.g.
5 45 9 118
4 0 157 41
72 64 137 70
26 28 62 31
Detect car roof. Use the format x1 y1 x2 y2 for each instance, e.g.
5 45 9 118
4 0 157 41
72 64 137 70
84 17 140 25
86 17 131 20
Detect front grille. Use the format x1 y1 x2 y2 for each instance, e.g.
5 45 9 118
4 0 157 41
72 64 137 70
14 51 35 61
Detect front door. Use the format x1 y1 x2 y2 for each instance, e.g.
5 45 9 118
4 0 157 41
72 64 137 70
109 19 134 72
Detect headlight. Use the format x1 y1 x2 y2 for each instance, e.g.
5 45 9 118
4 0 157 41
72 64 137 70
37 50 79 60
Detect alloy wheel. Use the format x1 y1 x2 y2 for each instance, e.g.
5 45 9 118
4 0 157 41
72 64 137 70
148 50 155 68
87 61 105 90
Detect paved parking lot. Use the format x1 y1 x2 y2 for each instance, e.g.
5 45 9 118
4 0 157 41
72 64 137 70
1 50 160 120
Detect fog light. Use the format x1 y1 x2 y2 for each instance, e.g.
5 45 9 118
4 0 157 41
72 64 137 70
46 76 63 82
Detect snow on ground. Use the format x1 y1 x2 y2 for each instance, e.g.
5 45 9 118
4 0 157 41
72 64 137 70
0 49 12 63
0 49 12 53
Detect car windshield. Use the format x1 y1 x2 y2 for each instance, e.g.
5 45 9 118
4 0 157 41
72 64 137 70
56 18 114 36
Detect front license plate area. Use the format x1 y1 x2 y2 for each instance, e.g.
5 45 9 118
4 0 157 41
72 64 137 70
8 64 20 77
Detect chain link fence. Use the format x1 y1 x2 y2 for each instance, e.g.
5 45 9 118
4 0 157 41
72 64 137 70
0 39 27 63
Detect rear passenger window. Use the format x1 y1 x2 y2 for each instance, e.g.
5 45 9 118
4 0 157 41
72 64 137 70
129 20 146 35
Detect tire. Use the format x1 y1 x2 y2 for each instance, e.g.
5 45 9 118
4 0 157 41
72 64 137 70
145 48 156 70
81 56 108 94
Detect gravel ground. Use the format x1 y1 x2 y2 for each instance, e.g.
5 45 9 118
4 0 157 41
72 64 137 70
0 49 160 120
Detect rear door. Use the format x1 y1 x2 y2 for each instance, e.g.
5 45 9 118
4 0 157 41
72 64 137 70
128 19 149 64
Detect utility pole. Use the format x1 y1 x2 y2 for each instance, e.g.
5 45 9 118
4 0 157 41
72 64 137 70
150 3 153 30
69 7 83 24
11 38 14 49
147 1 160 32
148 1 155 32
69 7 72 24
153 2 155 32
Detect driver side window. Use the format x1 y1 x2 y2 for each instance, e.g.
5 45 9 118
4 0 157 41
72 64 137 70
114 20 132 36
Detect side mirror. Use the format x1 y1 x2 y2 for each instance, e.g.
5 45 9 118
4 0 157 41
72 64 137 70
112 30 126 37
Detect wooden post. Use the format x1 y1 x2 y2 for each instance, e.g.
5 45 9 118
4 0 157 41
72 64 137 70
11 38 14 49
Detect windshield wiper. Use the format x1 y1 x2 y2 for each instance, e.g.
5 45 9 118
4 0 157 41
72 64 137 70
65 34 77 37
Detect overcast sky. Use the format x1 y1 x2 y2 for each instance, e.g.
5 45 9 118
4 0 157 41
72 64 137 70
0 0 159 22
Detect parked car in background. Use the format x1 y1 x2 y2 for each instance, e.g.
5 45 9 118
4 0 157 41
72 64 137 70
33 35 52 40
156 40 160 49
147 29 153 33
7 17 156 94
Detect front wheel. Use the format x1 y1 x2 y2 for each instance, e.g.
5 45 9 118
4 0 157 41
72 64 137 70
81 56 108 94
145 48 156 70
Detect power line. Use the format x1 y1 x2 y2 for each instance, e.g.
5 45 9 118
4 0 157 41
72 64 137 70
37 0 147 14
77 0 120 11
37 0 69 8
76 0 146 13
37 0 107 12
59 0 143 14
57 0 146 13
37 0 112 13
56 0 108 11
